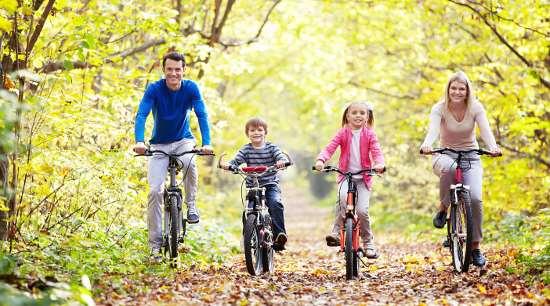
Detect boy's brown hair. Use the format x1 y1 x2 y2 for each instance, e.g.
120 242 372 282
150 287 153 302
245 117 268 135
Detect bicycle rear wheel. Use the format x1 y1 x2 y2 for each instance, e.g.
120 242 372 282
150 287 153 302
450 190 473 272
244 214 263 275
345 218 354 280
167 195 179 260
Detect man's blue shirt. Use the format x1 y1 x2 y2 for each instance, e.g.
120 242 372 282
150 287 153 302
134 79 211 145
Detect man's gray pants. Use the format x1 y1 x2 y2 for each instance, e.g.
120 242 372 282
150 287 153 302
147 139 197 249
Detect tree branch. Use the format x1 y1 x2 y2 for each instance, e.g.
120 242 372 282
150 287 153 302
349 80 417 100
497 141 550 168
448 0 549 89
26 0 56 55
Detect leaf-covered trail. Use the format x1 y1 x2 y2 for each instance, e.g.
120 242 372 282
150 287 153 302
97 185 547 305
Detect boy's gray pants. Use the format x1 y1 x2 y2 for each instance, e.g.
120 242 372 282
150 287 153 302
433 153 484 242
147 139 197 249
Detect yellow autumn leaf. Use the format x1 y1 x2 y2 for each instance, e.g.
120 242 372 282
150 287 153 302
0 0 17 13
478 284 487 294
0 17 11 33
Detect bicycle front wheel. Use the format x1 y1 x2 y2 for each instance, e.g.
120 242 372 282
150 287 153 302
450 190 473 272
244 214 263 276
345 217 354 280
167 196 179 260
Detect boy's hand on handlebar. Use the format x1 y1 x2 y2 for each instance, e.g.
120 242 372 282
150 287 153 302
276 160 287 169
314 160 324 171
133 142 147 155
219 162 231 170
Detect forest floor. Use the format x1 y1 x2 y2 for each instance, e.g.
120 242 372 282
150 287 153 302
96 185 548 305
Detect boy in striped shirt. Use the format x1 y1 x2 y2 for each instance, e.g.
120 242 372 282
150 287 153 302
220 117 290 251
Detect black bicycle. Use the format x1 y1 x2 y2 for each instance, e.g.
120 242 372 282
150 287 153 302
136 148 214 264
420 148 500 272
219 157 292 275
312 166 385 280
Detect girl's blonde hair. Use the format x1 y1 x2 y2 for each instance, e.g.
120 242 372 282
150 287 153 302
341 101 374 128
442 71 477 114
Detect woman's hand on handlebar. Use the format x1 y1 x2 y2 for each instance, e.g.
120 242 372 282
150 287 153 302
419 145 432 155
489 147 502 157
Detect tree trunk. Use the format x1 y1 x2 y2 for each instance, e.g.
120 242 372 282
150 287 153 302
0 62 8 240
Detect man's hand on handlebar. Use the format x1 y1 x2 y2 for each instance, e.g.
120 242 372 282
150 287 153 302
198 145 214 154
133 142 148 155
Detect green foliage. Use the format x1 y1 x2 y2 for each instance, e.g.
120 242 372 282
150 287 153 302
0 0 546 299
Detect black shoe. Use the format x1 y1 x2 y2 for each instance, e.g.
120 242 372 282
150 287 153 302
472 249 486 267
325 233 340 247
273 233 287 252
442 238 450 248
432 210 446 229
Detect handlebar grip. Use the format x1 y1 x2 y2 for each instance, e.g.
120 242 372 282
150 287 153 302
283 161 293 167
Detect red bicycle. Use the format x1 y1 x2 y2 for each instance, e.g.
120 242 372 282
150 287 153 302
420 148 500 272
313 166 385 280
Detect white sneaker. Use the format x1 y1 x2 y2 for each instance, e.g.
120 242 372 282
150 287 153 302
150 247 162 264
187 204 200 224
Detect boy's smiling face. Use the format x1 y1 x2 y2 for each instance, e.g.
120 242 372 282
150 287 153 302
247 125 266 147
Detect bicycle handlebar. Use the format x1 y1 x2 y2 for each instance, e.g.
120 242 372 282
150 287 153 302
221 162 293 175
311 165 386 176
419 147 502 157
135 149 215 157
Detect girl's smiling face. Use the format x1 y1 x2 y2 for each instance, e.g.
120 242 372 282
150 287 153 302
346 104 369 129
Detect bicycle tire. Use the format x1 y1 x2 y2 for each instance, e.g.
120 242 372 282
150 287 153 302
168 195 179 260
262 237 274 273
450 190 473 272
345 217 354 280
244 214 263 275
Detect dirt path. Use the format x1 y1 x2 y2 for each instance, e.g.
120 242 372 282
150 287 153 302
97 184 547 305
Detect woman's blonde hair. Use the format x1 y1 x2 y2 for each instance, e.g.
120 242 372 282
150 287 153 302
442 71 477 114
341 101 374 128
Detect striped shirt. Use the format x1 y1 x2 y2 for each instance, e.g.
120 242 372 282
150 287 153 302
229 142 288 187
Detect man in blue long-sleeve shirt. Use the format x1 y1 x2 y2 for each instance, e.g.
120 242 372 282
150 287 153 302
133 52 213 262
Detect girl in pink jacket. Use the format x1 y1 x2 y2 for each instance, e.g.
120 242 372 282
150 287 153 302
314 101 385 259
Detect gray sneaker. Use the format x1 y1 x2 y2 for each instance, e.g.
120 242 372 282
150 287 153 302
187 204 200 224
149 247 162 264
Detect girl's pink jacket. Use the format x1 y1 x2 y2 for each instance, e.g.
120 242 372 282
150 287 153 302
316 126 384 189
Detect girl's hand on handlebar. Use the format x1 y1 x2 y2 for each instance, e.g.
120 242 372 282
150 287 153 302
373 164 385 173
314 160 324 171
